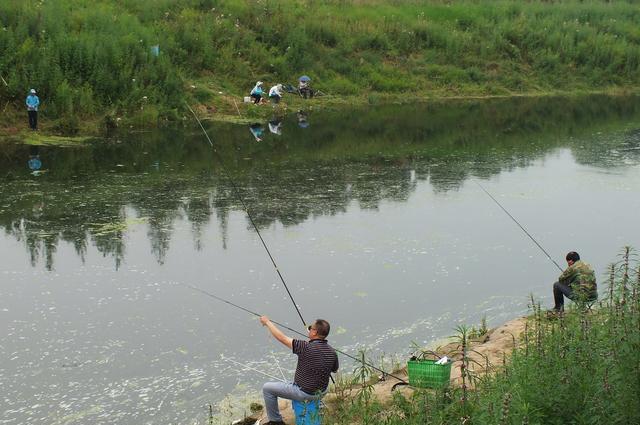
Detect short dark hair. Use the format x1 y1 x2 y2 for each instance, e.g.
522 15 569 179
313 319 330 338
566 251 580 262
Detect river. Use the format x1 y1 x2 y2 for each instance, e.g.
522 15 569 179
1 95 640 424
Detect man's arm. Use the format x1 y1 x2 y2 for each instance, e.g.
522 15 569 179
260 316 293 349
558 264 575 285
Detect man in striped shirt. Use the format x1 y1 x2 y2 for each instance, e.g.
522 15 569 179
259 316 339 425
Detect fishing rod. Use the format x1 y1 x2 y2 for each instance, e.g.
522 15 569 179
185 103 306 327
474 180 564 272
178 282 408 384
183 105 407 383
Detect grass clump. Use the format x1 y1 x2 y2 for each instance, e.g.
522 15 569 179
325 247 640 424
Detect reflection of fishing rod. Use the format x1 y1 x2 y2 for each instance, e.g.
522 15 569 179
179 282 408 384
474 180 563 272
185 103 306 327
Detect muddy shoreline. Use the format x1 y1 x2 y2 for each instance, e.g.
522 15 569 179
2 88 637 146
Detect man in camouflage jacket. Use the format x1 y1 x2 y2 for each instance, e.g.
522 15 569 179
552 251 597 312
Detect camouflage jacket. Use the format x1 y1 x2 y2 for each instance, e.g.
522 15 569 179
558 260 597 292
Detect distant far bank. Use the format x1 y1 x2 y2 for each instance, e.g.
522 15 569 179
1 0 640 139
2 87 639 145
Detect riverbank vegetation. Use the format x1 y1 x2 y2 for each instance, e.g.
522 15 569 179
322 248 640 424
2 0 640 134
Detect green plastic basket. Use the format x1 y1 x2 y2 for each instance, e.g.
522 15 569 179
407 359 452 389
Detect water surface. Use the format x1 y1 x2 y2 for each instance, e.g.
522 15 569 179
2 95 640 424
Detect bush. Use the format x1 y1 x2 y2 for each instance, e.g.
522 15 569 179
54 114 80 135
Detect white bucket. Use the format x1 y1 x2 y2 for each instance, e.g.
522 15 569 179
243 96 251 103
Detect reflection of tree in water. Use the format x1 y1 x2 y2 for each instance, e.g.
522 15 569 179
1 95 640 268
131 179 186 265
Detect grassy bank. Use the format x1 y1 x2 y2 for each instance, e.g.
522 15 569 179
2 0 640 135
322 248 640 424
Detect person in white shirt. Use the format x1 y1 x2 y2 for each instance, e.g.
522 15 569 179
268 84 284 104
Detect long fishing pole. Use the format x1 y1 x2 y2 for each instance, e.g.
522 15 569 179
474 180 564 272
183 106 407 383
185 103 307 327
178 282 408 384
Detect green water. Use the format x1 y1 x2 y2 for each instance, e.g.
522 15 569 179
1 95 640 424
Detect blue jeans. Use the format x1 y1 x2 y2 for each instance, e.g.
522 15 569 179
262 382 322 422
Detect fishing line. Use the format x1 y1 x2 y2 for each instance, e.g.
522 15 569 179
221 355 286 383
271 354 288 382
177 282 408 384
185 103 306 327
474 180 563 272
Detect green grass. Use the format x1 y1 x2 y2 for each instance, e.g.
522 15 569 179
1 0 640 132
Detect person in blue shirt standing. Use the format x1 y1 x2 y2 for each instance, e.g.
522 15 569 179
26 88 40 130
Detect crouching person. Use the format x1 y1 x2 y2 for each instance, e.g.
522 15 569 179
298 80 313 99
551 251 597 313
268 84 284 104
259 316 338 425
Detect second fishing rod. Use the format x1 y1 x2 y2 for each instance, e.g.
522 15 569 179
474 179 564 273
180 282 407 383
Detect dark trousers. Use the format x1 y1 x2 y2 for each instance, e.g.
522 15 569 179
553 281 597 311
250 94 261 104
28 110 38 130
299 87 313 99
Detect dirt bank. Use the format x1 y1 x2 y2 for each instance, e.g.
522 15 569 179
245 316 528 424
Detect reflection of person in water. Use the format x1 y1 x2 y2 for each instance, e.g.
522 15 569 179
28 146 42 171
249 123 264 142
268 118 283 135
297 110 309 128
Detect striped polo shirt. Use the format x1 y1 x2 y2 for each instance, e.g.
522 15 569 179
292 339 339 394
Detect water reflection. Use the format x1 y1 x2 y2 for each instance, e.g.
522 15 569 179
297 110 309 128
249 123 264 142
2 95 640 425
267 117 283 135
1 96 640 270
28 146 42 172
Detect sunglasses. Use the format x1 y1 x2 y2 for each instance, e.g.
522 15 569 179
307 325 315 331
